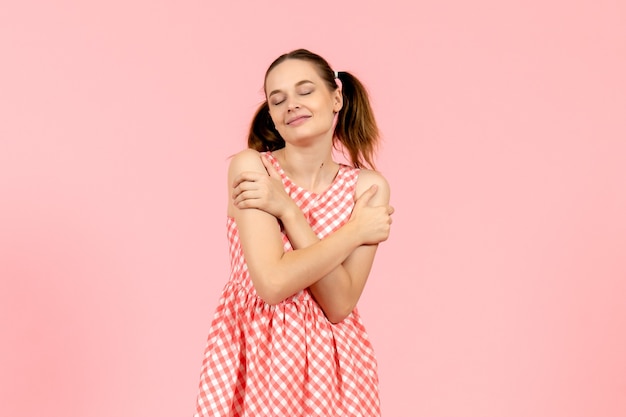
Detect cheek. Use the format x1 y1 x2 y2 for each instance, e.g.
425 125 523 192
269 112 287 134
268 109 281 124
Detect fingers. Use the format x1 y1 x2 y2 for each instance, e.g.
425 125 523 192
232 171 265 188
234 197 260 209
261 154 281 179
232 179 255 198
354 184 378 209
233 189 260 208
387 206 394 225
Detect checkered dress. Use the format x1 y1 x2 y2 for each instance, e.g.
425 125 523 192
193 152 380 417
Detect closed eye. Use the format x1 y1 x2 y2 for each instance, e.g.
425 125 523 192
271 97 286 106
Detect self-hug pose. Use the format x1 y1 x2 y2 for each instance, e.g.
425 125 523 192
193 49 393 417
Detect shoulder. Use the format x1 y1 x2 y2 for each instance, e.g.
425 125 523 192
355 168 390 204
228 148 266 176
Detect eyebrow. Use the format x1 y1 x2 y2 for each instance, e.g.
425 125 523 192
268 80 315 97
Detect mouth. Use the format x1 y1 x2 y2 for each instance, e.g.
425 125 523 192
286 115 311 126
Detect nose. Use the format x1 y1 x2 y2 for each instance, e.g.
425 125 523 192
286 97 300 112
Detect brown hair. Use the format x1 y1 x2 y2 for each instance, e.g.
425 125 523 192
247 49 380 169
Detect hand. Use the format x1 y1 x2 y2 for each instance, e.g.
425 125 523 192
349 184 394 245
232 154 298 219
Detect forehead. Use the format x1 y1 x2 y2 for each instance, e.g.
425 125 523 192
265 59 323 91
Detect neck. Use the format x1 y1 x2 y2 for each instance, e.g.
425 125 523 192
275 144 338 193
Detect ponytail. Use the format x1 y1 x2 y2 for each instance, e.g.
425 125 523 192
334 71 379 170
248 101 284 152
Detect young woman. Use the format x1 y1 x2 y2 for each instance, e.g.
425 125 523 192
193 49 393 417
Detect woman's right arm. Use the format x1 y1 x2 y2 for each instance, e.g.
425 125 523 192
227 149 389 305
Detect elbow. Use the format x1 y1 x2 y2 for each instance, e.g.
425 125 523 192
312 287 359 324
250 272 287 305
327 315 347 325
325 304 355 324
258 291 284 306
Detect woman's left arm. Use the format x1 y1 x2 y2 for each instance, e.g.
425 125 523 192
232 156 391 323
287 170 390 323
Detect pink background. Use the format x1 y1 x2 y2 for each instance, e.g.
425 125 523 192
1 1 625 416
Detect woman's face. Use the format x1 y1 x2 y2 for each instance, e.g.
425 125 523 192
265 59 342 146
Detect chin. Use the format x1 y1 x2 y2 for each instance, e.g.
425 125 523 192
283 127 334 144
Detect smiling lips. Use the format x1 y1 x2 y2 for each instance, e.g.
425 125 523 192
286 115 311 126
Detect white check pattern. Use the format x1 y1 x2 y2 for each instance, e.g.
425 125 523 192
193 152 380 417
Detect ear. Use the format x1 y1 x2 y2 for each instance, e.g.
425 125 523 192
332 87 343 113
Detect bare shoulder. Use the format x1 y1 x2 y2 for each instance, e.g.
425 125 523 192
226 149 267 217
355 168 390 205
228 148 265 177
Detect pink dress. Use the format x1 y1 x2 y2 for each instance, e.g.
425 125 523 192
193 152 380 417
